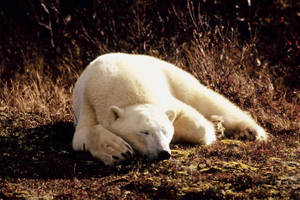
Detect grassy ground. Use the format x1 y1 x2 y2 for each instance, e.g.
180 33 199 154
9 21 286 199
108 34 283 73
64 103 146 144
0 1 299 199
0 111 299 199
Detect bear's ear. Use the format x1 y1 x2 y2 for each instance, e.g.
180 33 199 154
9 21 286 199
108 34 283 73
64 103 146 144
165 109 176 123
110 106 124 120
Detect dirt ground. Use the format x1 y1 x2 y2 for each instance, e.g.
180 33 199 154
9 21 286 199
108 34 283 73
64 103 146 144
1 111 299 199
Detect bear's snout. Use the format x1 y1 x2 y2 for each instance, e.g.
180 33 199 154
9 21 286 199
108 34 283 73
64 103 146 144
158 150 171 160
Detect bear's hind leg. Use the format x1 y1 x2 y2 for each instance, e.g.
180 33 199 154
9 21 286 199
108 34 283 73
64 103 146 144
208 114 268 141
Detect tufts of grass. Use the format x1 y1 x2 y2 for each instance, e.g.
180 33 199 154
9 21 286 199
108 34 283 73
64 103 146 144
0 56 75 124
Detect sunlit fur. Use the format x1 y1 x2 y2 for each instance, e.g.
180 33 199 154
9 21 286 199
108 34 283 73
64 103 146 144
72 53 268 165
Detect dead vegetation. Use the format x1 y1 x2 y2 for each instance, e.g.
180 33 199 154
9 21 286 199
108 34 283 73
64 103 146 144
0 0 299 199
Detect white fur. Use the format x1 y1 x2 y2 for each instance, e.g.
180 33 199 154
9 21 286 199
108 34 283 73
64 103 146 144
72 53 268 165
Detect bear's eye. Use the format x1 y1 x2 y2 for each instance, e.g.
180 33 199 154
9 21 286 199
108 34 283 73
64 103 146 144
140 130 149 135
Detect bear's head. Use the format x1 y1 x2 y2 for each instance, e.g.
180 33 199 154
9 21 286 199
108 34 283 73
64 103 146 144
108 104 176 160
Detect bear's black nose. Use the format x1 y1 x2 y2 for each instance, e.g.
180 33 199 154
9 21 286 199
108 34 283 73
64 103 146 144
158 150 171 160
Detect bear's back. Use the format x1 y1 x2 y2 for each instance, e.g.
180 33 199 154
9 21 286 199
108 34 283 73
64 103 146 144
82 53 175 115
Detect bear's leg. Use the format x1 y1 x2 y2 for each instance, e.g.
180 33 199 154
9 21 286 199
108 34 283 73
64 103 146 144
172 103 216 145
207 114 268 141
178 84 268 141
72 105 134 165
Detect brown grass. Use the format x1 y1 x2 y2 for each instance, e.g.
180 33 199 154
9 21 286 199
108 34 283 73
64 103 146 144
0 58 74 123
1 34 298 131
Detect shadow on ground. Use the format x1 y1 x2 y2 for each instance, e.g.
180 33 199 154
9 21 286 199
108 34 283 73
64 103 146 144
0 121 127 179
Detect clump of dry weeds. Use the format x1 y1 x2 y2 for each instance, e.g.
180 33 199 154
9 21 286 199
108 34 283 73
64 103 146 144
0 56 75 123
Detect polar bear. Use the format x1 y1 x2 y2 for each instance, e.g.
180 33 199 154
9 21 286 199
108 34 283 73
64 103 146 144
72 52 268 165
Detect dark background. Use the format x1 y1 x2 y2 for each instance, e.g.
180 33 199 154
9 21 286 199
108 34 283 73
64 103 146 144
0 0 299 88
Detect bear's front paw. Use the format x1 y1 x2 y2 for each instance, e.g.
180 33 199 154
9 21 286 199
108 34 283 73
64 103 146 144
89 133 134 165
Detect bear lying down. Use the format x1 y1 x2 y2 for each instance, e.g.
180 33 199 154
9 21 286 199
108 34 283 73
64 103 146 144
72 52 268 165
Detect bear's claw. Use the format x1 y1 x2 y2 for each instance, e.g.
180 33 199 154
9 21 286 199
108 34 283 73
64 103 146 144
86 127 135 165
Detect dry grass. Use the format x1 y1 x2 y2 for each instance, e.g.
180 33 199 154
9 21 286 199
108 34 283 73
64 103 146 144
0 56 75 124
2 40 298 132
